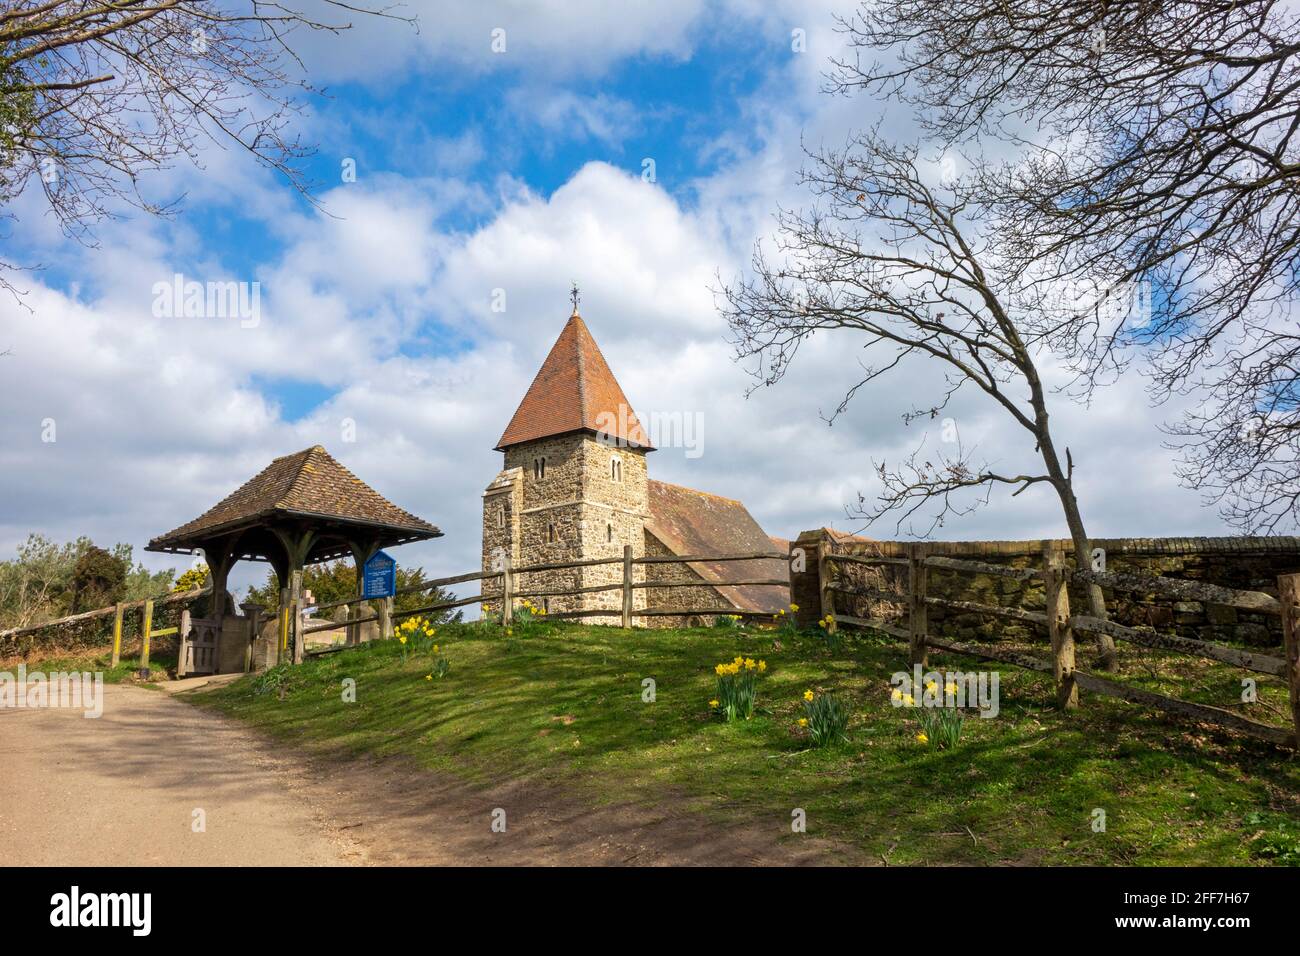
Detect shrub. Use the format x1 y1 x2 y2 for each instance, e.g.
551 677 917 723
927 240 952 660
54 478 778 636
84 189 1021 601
814 613 842 652
916 707 964 749
771 604 799 633
251 663 294 697
801 690 850 747
397 615 439 660
711 655 766 721
1245 813 1300 866
512 598 547 629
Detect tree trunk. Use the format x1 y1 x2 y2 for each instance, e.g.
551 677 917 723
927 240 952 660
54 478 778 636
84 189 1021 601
1036 426 1117 670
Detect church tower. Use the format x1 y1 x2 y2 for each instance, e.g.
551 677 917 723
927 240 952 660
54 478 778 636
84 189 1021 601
482 307 654 621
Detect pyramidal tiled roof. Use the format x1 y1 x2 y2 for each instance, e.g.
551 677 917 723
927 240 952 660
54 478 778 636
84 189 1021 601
496 312 654 451
149 445 441 547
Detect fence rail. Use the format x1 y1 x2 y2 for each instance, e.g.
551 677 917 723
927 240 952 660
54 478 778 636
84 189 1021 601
295 548 787 654
816 541 1300 749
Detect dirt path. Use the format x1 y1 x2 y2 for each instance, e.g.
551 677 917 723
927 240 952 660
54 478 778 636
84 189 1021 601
0 683 850 866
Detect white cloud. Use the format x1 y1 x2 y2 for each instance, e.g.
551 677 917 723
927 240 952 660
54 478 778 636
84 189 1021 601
0 0 1244 610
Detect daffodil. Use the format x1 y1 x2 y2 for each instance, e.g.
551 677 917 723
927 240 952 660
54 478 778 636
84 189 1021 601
916 732 929 744
709 699 719 708
803 689 815 702
789 603 799 612
798 718 808 727
398 635 407 645
425 674 432 681
891 688 903 702
758 660 767 672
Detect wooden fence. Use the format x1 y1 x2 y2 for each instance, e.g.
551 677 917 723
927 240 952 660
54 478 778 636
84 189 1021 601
288 546 788 660
816 542 1300 748
0 587 205 672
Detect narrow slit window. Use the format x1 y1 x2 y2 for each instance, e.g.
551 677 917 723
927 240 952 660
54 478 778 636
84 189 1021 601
548 523 556 543
610 457 622 482
606 522 613 543
533 457 546 480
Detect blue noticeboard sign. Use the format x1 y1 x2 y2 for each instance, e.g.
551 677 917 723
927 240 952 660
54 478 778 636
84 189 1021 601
362 550 397 599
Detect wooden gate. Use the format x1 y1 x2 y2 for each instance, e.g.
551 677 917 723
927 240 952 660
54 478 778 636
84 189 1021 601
178 611 220 677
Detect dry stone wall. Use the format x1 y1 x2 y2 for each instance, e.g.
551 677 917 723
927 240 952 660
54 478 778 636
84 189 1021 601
791 531 1300 650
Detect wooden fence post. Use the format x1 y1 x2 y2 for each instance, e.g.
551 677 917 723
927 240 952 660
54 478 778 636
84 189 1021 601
907 544 929 667
1044 544 1078 710
379 596 393 641
110 602 124 668
818 542 836 635
622 544 634 629
501 553 513 626
1278 573 1300 746
139 599 154 672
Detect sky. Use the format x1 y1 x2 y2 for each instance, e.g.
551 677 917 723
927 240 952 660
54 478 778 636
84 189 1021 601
0 0 1241 600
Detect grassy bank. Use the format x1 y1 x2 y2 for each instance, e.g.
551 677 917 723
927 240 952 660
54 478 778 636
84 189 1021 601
190 620 1298 865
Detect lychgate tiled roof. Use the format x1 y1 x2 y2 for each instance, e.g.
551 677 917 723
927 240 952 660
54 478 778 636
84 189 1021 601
496 312 654 451
646 479 788 613
149 445 441 548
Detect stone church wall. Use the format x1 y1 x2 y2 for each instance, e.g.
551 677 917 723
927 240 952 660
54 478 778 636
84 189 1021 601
642 532 726 627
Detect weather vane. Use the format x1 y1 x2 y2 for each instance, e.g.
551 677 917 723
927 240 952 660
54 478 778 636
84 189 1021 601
570 282 581 314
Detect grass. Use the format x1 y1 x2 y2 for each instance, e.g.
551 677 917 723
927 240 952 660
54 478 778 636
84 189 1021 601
5 642 177 685
182 620 1297 864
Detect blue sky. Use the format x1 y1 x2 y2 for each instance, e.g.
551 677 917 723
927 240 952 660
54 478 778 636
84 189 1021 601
0 0 1242 597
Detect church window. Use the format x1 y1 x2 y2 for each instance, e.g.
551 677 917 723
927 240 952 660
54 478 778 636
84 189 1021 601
606 522 613 543
533 457 546 480
610 457 622 482
548 523 556 543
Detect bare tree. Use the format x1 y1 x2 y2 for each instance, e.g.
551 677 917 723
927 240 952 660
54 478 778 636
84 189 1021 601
719 131 1116 667
0 0 413 295
829 0 1300 533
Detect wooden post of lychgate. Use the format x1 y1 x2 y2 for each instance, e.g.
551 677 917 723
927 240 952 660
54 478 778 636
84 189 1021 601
1044 544 1078 710
277 586 290 666
110 602 124 668
907 544 929 667
1278 573 1300 747
622 544 634 629
501 553 513 626
379 596 394 641
292 598 304 665
818 541 836 636
177 608 192 678
139 599 154 673
290 569 304 664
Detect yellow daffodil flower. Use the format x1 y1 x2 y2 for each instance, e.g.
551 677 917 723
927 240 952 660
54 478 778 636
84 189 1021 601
803 689 815 702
